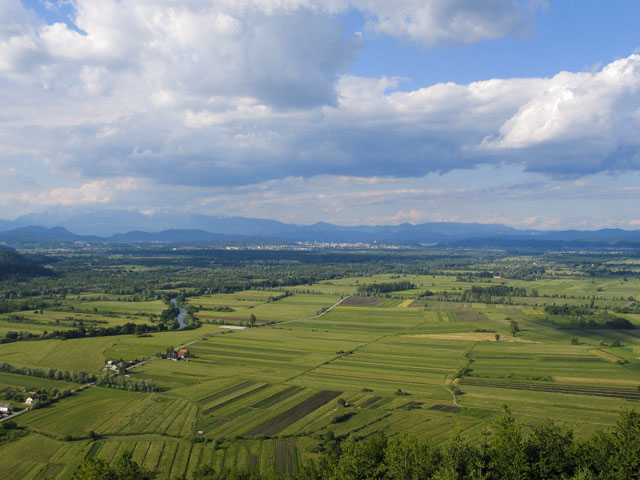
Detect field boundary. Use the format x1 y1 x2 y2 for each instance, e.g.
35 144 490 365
275 296 351 325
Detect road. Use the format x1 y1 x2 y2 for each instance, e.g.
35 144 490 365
276 296 350 325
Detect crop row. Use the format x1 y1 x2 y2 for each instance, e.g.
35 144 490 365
246 390 341 436
460 378 640 400
198 381 257 405
202 384 270 415
538 356 605 363
251 386 305 409
359 396 383 408
274 440 297 476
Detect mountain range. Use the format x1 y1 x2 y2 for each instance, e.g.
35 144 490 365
1 209 640 247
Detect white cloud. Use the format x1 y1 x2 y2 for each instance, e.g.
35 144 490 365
353 0 540 48
1 0 639 214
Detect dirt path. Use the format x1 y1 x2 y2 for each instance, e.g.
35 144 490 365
441 374 459 406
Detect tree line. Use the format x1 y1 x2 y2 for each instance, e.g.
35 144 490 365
357 281 416 296
0 362 96 384
96 372 158 393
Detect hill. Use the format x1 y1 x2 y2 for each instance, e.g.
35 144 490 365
0 250 55 279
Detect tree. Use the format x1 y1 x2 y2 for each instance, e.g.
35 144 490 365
333 431 387 480
72 457 116 480
495 334 501 342
249 313 257 326
385 432 440 480
437 428 479 480
610 409 640 479
510 320 520 337
525 420 575 479
488 406 528 480
73 451 155 480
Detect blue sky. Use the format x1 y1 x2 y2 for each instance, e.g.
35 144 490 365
1 0 640 230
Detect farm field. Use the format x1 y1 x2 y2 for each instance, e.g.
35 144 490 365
1 248 640 477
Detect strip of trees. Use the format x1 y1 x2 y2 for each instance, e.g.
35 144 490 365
96 372 157 393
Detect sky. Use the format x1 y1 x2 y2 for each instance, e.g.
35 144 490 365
1 0 640 230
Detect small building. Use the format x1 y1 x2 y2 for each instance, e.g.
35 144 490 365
177 349 189 359
0 402 13 413
25 397 35 406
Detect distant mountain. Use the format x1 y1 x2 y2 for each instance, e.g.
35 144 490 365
441 236 640 250
0 226 100 244
0 219 26 232
14 209 296 237
110 229 264 243
2 209 640 247
10 209 523 243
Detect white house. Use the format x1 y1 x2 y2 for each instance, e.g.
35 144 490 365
0 402 13 413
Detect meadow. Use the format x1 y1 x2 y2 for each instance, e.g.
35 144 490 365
1 248 639 478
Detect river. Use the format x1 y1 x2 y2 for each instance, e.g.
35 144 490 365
170 298 187 329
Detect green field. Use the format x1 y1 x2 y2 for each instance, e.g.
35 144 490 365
2 250 640 478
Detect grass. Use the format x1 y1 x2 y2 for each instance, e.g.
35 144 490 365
3 277 640 478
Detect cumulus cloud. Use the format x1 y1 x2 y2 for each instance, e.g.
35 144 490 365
353 0 540 48
1 0 639 198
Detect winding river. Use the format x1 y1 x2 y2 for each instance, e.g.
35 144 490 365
170 298 187 329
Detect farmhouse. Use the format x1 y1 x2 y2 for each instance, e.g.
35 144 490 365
167 349 189 361
0 402 13 413
25 397 35 405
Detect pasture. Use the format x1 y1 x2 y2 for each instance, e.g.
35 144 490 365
2 255 640 478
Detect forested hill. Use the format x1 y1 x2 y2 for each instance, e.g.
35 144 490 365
0 250 54 280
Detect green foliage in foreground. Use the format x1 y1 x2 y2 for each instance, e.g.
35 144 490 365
73 451 155 480
72 408 640 480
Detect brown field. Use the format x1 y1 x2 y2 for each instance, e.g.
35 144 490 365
245 390 341 436
553 376 640 386
405 333 536 342
590 349 625 363
273 440 297 476
274 441 285 474
429 404 463 413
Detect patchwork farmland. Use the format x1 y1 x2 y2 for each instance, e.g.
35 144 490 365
2 250 640 478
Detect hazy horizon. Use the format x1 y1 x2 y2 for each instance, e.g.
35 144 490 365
2 1 640 230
